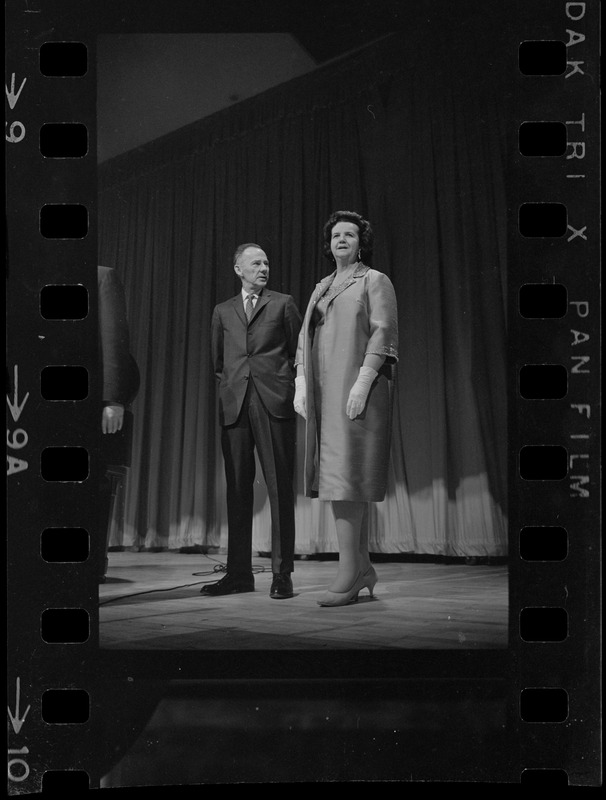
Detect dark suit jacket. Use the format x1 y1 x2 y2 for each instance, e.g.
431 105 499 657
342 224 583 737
98 266 140 407
211 289 302 426
98 266 140 466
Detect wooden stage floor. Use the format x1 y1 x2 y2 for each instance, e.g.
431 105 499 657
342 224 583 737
99 552 508 650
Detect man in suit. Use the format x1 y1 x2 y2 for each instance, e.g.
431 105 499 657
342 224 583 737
98 265 140 582
202 243 302 598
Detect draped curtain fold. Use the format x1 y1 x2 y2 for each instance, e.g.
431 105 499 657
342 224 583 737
99 27 509 557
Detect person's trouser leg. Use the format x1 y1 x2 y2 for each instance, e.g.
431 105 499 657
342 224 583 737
221 392 256 578
247 383 296 575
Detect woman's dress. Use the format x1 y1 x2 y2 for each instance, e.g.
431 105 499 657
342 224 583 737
295 264 398 501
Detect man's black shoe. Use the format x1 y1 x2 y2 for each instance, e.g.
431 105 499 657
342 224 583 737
270 573 294 599
199 573 254 596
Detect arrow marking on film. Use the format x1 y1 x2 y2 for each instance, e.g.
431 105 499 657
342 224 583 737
5 74 27 110
6 365 29 423
8 678 31 735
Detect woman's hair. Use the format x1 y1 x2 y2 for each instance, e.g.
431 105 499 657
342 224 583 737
322 210 374 264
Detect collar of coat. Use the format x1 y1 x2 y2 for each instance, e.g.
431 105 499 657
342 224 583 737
315 262 370 302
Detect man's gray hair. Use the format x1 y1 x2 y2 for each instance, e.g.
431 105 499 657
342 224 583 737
233 242 263 265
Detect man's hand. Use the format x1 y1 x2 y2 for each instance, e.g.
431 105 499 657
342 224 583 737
346 366 378 420
102 404 125 434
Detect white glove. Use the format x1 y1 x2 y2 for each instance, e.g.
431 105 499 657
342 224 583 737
294 376 307 420
346 366 378 420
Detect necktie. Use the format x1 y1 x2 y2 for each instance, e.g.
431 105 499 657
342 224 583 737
245 294 255 322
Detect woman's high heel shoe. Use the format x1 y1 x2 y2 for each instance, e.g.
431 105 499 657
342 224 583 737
363 564 378 595
317 569 376 607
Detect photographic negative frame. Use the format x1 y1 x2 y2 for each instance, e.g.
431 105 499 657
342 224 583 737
6 0 601 790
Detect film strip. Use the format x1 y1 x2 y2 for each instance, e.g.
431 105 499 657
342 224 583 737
6 0 601 791
512 2 600 783
7 6 99 792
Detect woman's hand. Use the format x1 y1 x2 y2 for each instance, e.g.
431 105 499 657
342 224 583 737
294 376 307 420
346 366 378 419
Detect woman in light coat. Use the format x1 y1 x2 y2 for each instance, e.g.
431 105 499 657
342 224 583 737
294 210 398 606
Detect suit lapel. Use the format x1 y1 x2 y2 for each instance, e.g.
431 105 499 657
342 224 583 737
232 290 271 325
249 291 270 323
232 295 247 327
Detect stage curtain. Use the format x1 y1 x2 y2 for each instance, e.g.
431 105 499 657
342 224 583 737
99 23 509 557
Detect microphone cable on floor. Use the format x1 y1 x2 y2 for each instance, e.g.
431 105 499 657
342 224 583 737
98 555 269 605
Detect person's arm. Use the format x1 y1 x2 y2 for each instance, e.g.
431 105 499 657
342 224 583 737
364 271 399 364
346 272 398 420
210 306 224 381
293 300 308 419
284 295 303 361
294 367 306 419
362 353 386 372
99 268 131 433
345 358 385 420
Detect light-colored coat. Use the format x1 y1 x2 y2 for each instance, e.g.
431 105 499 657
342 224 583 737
295 264 398 501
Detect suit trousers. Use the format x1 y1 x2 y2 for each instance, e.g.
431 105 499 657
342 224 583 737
221 378 296 577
